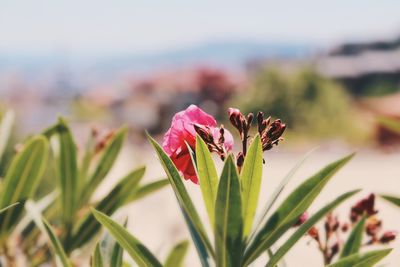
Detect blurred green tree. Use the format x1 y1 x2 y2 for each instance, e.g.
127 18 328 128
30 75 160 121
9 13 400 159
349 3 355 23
234 67 362 141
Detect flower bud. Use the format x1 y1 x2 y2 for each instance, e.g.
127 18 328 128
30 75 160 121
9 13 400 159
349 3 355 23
246 113 254 126
237 152 244 168
194 124 214 144
218 125 225 144
350 194 378 222
294 212 308 227
341 223 349 233
380 231 397 243
330 242 340 257
228 108 243 131
308 227 319 241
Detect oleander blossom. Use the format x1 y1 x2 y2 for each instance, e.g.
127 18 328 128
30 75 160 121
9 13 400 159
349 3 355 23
163 105 233 184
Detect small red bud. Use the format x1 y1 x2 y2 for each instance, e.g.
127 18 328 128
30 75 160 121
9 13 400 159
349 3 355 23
237 152 244 168
294 212 308 227
308 227 319 241
380 231 397 243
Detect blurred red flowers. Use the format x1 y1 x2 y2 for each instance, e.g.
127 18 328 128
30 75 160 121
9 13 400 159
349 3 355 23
163 105 233 184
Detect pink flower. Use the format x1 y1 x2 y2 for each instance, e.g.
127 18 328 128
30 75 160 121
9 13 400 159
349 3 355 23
163 105 233 184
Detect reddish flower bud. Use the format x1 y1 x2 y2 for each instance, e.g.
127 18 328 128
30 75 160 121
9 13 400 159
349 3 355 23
257 111 265 131
308 227 319 241
350 194 378 222
380 231 397 243
246 113 254 126
294 212 308 227
194 124 214 144
341 223 349 233
236 152 244 168
330 242 340 257
228 108 244 131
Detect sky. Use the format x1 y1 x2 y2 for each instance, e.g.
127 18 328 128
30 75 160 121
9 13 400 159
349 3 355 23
1 0 400 56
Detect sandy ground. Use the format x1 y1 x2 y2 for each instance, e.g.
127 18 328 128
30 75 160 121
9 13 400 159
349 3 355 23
95 145 400 267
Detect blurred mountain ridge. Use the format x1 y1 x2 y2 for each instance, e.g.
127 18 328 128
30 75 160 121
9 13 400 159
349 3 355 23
0 40 314 73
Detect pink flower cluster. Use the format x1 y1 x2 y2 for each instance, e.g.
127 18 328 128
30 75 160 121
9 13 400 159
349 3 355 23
163 105 233 184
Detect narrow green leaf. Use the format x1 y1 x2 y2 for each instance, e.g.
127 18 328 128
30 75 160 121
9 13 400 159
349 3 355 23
14 191 57 236
70 167 145 250
43 219 72 267
92 209 162 267
195 135 219 227
267 190 360 267
147 134 214 260
51 118 79 223
100 219 127 267
250 148 316 243
93 243 104 267
110 237 124 267
380 195 400 208
0 135 48 235
340 216 366 258
327 249 392 267
25 200 71 267
180 203 211 267
79 130 97 188
0 110 14 161
215 155 243 267
83 126 127 205
125 179 169 203
164 240 189 267
241 134 263 238
244 153 354 266
0 202 19 214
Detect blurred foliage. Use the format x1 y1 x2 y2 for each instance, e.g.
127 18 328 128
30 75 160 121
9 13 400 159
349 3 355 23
363 79 399 97
233 67 366 142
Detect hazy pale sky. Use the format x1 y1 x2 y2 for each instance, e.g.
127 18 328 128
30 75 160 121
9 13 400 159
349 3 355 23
1 0 400 55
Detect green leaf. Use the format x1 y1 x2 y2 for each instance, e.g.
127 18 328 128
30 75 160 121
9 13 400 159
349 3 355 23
241 134 263 238
51 118 79 223
250 148 316 242
195 135 219 227
266 190 360 267
327 249 392 267
43 219 72 267
147 134 214 260
0 135 48 235
0 202 19 214
70 167 145 250
99 219 127 267
380 195 400 208
83 126 127 205
92 209 162 267
25 200 71 267
164 240 189 267
244 153 354 266
340 216 366 258
0 110 14 162
14 191 57 235
215 155 243 267
180 203 211 267
125 179 169 203
79 129 97 187
93 243 105 267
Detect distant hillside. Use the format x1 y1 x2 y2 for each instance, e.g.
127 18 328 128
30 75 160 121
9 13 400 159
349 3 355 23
96 40 314 72
0 40 315 73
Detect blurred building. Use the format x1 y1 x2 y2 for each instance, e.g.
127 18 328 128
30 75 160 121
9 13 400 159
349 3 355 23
317 36 400 96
